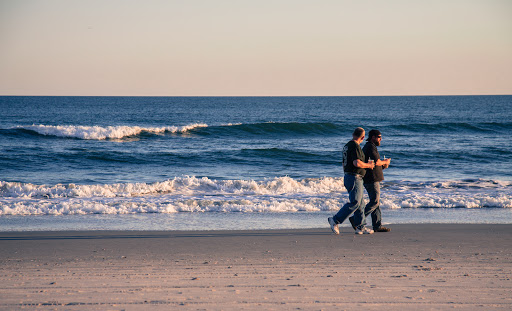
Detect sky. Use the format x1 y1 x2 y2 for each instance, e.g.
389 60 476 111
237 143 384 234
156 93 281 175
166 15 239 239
0 0 511 96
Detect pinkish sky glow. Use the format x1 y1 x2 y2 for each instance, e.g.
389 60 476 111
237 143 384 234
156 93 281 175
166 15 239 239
1 0 511 96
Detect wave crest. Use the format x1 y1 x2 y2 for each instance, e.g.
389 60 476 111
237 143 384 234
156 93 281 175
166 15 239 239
1 177 511 215
16 124 208 140
0 176 344 199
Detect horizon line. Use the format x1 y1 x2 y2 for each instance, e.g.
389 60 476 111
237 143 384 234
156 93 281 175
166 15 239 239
1 94 511 98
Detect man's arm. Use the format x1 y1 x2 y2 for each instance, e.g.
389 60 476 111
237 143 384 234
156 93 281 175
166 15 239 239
370 145 390 167
376 158 391 167
353 159 375 169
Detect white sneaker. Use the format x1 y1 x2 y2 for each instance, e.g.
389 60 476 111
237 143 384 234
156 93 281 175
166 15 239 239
328 217 339 235
355 227 374 235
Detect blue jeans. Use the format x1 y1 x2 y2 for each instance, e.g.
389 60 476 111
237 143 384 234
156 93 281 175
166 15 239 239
363 182 382 229
333 173 365 228
349 182 382 229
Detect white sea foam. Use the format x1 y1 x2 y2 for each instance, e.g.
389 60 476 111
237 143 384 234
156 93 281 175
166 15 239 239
0 177 345 199
1 177 511 215
17 124 208 140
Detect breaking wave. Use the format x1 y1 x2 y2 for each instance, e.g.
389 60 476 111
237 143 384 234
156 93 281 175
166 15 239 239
6 120 512 141
13 124 208 140
1 177 511 215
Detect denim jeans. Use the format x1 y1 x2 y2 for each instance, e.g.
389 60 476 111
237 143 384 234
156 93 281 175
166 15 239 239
349 182 382 229
333 173 365 228
363 182 382 229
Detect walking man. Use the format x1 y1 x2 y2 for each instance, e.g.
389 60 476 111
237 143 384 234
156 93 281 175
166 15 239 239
349 129 392 232
328 127 375 235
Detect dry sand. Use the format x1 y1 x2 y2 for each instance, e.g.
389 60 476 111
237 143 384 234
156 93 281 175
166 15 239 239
0 224 511 310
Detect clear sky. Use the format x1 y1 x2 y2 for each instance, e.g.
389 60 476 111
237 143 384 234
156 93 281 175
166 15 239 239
1 0 511 96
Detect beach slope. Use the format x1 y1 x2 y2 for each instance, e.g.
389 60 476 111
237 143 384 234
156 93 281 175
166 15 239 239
1 224 511 310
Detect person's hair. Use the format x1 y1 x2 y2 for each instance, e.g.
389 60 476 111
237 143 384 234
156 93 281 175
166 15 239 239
352 127 365 139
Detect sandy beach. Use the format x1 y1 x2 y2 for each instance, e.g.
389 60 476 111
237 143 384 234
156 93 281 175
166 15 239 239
1 224 511 310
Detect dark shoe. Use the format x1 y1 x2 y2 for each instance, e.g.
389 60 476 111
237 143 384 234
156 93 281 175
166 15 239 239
348 217 356 230
373 226 391 232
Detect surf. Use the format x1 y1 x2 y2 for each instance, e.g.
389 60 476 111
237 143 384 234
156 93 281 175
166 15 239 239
11 124 208 140
1 177 510 215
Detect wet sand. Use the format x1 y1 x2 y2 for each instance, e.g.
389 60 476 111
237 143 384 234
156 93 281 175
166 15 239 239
1 224 511 310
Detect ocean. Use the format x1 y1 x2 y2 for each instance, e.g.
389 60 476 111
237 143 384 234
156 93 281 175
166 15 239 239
1 96 511 231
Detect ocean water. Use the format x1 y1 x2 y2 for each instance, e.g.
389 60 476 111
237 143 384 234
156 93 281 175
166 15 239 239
1 96 511 231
